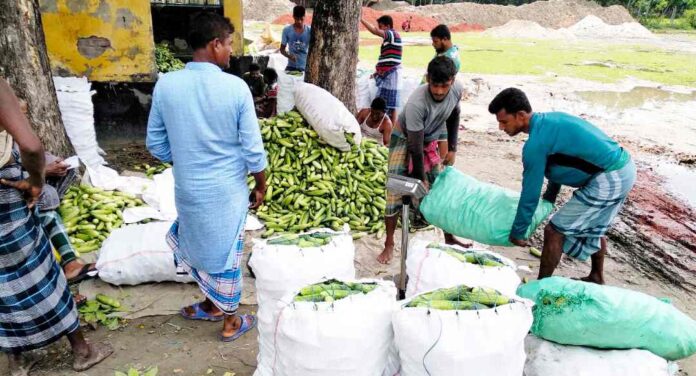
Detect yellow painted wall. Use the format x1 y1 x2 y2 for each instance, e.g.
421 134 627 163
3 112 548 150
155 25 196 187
39 0 244 82
39 0 156 82
223 0 244 56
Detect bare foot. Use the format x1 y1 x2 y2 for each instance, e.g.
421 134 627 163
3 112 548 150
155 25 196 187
575 275 605 285
72 343 113 372
377 244 394 264
444 234 472 248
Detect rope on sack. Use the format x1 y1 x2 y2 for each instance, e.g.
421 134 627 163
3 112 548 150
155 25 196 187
422 309 443 376
473 251 482 267
314 279 330 311
454 285 461 317
328 284 337 312
487 286 500 315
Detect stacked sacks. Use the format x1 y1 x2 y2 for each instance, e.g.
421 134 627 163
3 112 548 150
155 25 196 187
524 335 676 376
250 228 356 376
257 279 396 376
517 277 696 361
393 285 533 375
406 238 521 297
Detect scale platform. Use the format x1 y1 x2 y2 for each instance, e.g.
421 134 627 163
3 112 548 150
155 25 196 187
386 173 427 200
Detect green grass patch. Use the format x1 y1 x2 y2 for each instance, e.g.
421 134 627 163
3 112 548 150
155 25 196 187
641 17 695 31
358 33 696 86
651 29 696 36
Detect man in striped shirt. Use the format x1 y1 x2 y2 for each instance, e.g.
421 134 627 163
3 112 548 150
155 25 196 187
361 14 403 126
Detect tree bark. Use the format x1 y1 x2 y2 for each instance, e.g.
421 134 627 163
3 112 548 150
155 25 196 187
0 0 74 156
304 0 361 114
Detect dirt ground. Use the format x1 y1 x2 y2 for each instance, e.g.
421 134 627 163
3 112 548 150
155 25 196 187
4 127 695 376
101 142 161 173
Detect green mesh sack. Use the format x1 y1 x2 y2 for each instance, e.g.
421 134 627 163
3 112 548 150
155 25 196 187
419 167 553 246
517 277 696 360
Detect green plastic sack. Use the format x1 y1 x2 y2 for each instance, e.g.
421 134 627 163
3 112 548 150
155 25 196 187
517 277 696 360
419 167 554 246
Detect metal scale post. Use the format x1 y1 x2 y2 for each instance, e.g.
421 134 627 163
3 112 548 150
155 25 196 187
385 173 428 299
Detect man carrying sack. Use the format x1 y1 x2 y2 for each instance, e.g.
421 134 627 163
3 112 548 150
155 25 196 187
488 88 636 284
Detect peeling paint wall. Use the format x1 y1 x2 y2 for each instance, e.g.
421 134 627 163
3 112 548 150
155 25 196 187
223 0 244 56
39 0 156 82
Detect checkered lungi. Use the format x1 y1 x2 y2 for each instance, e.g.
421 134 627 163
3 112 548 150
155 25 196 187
385 134 442 217
1 152 79 353
38 210 77 267
550 159 636 261
375 67 401 112
166 220 245 315
36 168 78 212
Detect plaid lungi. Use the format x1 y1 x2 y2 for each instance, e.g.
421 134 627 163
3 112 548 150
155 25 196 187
36 168 78 212
1 154 79 353
166 220 245 315
38 210 77 267
375 67 400 112
550 159 636 261
386 134 442 217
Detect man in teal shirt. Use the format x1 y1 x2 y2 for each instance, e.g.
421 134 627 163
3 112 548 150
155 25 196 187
431 24 461 72
488 88 636 284
429 24 460 159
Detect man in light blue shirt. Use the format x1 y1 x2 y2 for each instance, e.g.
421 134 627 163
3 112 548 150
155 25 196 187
280 5 311 72
488 88 635 284
147 12 267 342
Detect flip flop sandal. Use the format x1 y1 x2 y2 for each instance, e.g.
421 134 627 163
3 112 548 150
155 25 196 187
180 302 225 322
67 264 98 285
219 314 257 342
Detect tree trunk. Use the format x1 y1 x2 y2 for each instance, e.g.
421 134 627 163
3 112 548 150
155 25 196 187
304 0 361 114
0 0 74 156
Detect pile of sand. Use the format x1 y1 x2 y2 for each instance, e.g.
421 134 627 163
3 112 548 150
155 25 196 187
398 0 635 28
483 15 654 40
370 0 409 11
568 15 656 39
243 0 295 22
484 20 577 40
